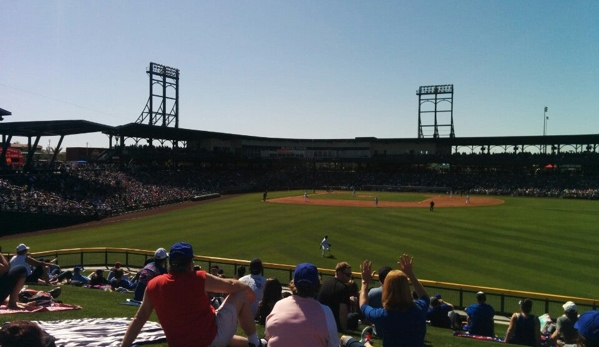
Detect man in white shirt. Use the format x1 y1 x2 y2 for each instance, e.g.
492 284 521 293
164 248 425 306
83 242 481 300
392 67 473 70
239 258 267 319
9 243 53 285
320 236 331 257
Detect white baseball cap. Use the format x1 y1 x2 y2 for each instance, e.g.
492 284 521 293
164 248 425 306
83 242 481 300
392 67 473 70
16 243 29 252
563 301 577 312
154 248 169 260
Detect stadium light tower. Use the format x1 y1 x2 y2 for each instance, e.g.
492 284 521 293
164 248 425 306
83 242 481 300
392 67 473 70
417 85 455 138
136 62 180 129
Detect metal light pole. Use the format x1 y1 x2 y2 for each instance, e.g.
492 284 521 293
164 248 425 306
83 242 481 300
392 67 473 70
543 107 548 153
543 107 548 136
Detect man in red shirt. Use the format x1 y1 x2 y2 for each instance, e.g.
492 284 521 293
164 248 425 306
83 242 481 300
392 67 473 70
121 242 264 347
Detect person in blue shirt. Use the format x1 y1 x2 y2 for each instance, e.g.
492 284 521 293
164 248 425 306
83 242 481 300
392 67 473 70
358 255 430 347
71 266 89 285
366 265 392 338
465 291 495 337
574 310 599 347
133 248 168 302
110 268 135 291
427 294 455 328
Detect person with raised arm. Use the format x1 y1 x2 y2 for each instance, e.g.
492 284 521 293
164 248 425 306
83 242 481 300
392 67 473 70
354 254 430 347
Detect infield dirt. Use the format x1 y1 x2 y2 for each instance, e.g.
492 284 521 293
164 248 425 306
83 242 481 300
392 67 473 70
268 193 504 208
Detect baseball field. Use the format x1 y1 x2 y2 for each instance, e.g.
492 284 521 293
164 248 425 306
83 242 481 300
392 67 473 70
2 190 597 346
5 190 597 299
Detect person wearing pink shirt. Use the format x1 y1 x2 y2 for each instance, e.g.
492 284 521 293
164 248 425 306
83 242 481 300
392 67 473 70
265 263 340 347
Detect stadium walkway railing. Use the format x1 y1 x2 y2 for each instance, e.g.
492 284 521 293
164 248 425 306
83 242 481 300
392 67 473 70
21 247 597 319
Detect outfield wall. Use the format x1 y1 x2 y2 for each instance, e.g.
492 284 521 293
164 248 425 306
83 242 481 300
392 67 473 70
0 211 99 236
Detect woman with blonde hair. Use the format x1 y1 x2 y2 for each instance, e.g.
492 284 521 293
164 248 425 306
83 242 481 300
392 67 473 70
358 254 429 347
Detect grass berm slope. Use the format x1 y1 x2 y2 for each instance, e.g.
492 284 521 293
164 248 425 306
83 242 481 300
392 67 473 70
3 191 598 346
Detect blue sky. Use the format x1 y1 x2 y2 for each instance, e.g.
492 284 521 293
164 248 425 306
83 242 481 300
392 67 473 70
1 1 598 149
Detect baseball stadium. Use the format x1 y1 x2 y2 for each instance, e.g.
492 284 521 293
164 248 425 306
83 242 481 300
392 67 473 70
1 63 598 347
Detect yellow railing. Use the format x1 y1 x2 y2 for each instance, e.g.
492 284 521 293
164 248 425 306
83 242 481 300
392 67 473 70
18 247 597 317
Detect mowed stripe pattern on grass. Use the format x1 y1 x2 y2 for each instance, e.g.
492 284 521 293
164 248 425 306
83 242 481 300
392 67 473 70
9 191 599 299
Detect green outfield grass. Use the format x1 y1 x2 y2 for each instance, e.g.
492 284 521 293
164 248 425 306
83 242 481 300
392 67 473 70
5 191 597 298
4 191 597 346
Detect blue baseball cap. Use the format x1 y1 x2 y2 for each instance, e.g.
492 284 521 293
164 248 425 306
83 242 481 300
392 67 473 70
294 263 319 290
169 242 194 262
575 310 599 343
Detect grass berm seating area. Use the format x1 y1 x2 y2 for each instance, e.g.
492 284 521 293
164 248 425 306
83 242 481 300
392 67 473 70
2 191 597 346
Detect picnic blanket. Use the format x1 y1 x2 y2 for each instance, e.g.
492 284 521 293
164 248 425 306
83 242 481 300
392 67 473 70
119 299 142 306
34 318 166 347
0 302 82 314
454 331 504 343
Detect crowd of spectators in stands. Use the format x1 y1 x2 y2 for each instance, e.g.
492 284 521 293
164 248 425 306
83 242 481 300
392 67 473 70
1 161 598 218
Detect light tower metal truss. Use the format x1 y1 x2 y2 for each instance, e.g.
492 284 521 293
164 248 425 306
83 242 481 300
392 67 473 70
136 62 180 129
417 84 455 138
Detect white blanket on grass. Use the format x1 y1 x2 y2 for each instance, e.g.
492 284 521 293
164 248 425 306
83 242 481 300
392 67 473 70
34 318 166 347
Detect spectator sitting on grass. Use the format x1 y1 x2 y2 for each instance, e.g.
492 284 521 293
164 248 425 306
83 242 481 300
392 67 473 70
208 265 225 308
0 247 28 309
550 301 579 345
110 268 135 292
70 266 89 285
367 265 392 337
239 258 267 319
107 261 129 282
358 255 430 347
574 310 599 347
121 241 264 347
258 277 283 325
317 261 354 333
133 248 168 302
427 294 455 329
505 298 541 346
465 291 495 337
88 269 108 286
9 243 54 285
265 263 340 347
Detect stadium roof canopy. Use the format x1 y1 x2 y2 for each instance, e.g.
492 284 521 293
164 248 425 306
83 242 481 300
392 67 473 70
113 123 363 142
114 123 247 142
1 119 598 150
115 123 599 147
0 120 114 138
0 107 11 121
